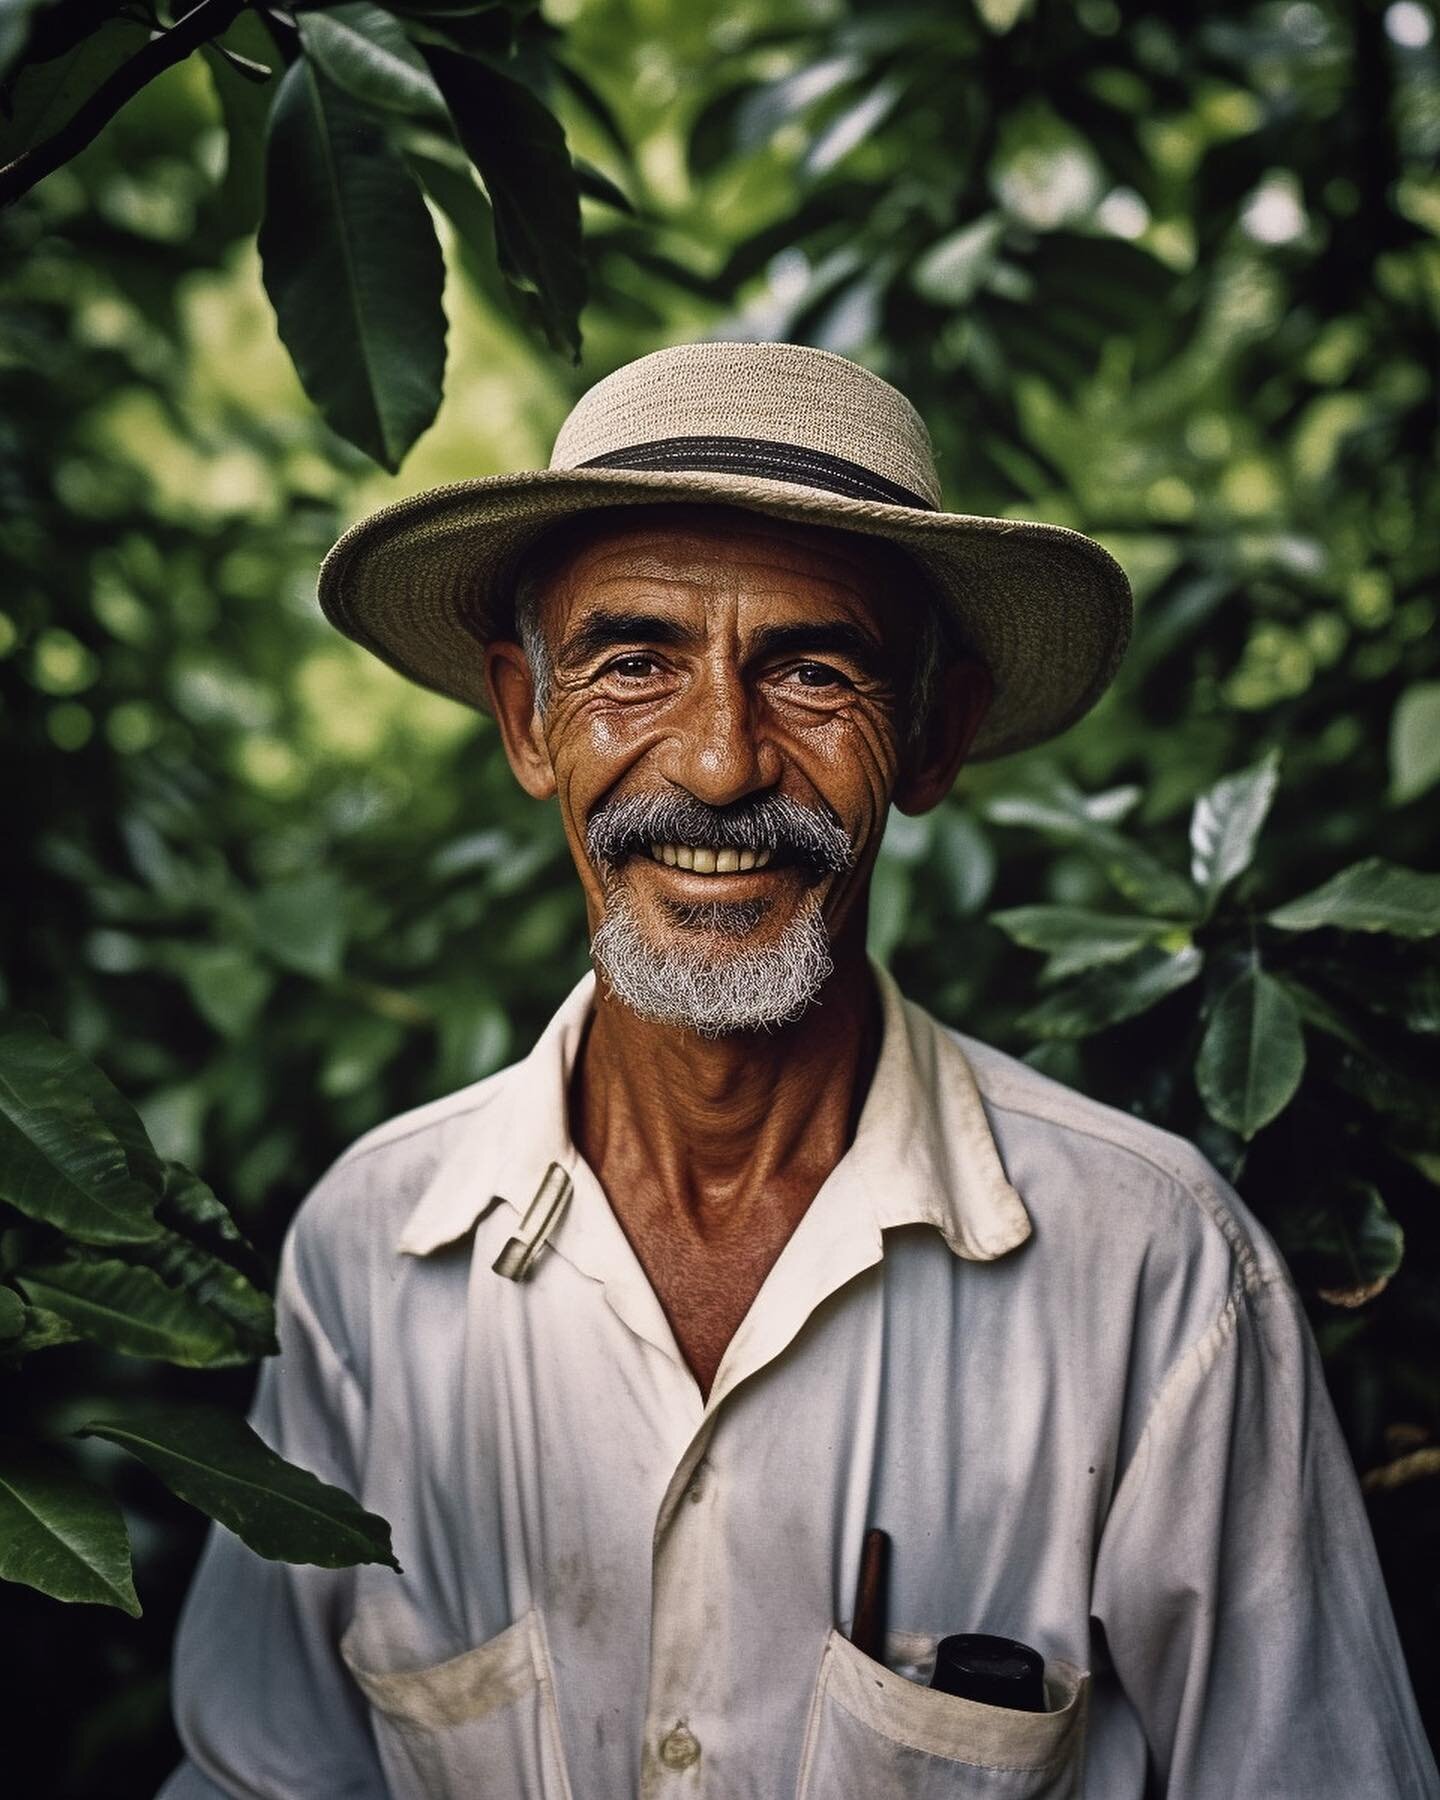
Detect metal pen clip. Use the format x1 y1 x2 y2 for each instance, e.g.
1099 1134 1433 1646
491 1162 573 1282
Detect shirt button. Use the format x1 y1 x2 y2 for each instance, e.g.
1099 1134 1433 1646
659 1725 701 1771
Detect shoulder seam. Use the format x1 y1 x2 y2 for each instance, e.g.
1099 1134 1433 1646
967 1059 1262 1295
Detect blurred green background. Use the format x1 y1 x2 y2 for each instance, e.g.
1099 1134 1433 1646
3 0 1438 1790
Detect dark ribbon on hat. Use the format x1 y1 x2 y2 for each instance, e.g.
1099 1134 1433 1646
578 435 936 511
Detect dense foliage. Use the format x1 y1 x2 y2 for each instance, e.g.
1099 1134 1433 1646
1 0 1437 1789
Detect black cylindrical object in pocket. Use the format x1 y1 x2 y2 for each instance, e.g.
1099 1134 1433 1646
930 1634 1045 1712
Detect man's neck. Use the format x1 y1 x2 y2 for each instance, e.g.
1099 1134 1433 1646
571 938 880 1235
570 935 882 1394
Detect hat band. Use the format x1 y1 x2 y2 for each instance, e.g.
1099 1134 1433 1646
577 435 936 511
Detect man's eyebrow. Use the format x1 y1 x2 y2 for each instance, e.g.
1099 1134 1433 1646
557 610 697 665
746 621 889 677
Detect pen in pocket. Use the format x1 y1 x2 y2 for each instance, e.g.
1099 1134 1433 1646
848 1525 1046 1710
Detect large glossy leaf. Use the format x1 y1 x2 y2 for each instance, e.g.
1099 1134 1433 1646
1189 749 1279 913
16 1259 255 1367
298 4 446 119
990 906 1178 981
0 1439 138 1614
1195 963 1305 1139
1268 860 1440 939
125 1233 276 1361
258 59 447 471
420 44 586 357
81 1406 400 1571
1019 945 1203 1039
0 1013 162 1246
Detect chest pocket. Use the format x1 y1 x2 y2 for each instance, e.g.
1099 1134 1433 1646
340 1608 574 1800
797 1628 1089 1799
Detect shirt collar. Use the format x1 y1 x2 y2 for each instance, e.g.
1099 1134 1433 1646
396 963 1031 1265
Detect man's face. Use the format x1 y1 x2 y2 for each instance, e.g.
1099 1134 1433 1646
487 508 983 1033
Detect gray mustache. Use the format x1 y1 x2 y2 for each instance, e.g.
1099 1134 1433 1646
585 793 854 874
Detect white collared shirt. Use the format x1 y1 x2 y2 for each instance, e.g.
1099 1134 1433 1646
162 970 1436 1800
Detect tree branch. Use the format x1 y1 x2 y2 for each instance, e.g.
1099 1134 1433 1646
0 0 247 208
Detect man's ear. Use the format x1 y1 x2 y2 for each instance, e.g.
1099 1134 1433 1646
892 657 993 816
484 639 557 800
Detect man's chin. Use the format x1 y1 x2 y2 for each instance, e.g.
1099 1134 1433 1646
590 886 835 1036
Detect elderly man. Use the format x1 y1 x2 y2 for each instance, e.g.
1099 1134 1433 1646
161 344 1435 1799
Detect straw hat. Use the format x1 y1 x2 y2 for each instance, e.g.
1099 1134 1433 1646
319 341 1131 760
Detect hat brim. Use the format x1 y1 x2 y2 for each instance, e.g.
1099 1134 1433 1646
317 466 1131 761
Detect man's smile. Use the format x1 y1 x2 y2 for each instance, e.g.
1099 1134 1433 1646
641 843 774 873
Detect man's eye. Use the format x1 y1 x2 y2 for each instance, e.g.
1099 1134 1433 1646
606 655 659 680
786 662 848 689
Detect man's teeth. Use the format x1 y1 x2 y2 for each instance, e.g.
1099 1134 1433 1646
648 845 772 872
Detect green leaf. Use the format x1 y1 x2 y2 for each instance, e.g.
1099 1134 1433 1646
16 1259 255 1368
0 1438 139 1615
202 9 278 234
1019 945 1203 1039
0 11 148 165
867 856 911 966
1189 749 1280 912
1268 859 1440 939
975 0 1032 30
175 944 274 1038
147 1161 274 1351
0 1013 163 1246
574 156 633 213
298 3 446 119
1388 683 1440 807
1313 960 1440 1037
932 808 995 916
253 872 349 980
419 44 586 358
5 1304 80 1357
1276 976 1369 1054
158 1160 258 1258
403 138 508 304
258 59 447 471
0 0 51 81
81 1405 400 1571
1195 963 1305 1139
991 906 1179 980
982 778 1200 919
1282 1183 1405 1308
0 1284 23 1339
913 214 1005 307
125 1211 277 1359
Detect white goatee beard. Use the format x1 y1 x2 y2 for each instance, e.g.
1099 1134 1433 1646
591 888 835 1036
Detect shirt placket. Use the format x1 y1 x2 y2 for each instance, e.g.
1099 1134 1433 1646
634 1174 892 1797
640 1416 725 1796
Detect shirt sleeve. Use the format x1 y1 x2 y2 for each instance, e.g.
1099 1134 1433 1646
158 1221 388 1800
1091 1268 1438 1799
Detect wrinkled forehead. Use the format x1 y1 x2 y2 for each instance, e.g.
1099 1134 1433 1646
515 504 925 637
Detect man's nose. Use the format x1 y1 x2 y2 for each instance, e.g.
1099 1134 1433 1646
658 665 781 805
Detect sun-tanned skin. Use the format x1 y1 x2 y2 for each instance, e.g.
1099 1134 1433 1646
486 506 991 1397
